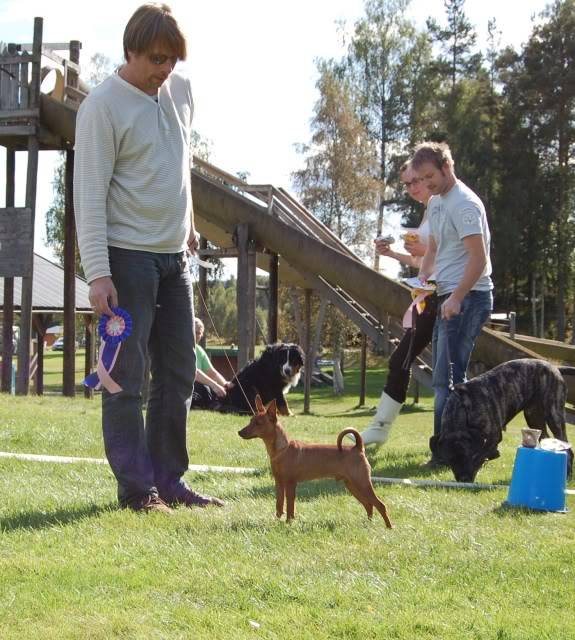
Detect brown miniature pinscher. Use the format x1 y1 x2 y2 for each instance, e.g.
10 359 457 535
238 395 393 527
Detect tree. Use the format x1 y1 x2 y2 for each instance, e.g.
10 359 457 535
45 152 81 272
292 59 378 256
426 0 482 94
345 0 414 269
502 0 575 339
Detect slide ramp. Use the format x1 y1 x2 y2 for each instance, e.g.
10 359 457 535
36 96 575 409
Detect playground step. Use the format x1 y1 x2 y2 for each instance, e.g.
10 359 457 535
303 273 388 349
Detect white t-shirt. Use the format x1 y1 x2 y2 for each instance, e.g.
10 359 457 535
427 180 493 296
418 218 430 243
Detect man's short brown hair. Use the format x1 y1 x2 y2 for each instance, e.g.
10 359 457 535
411 142 454 171
123 3 187 62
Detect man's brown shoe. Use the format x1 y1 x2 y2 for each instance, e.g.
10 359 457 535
167 487 224 508
131 495 173 514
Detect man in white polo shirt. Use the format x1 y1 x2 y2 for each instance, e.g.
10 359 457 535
74 3 223 512
414 142 493 467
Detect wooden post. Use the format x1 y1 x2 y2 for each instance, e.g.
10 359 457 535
32 313 46 395
509 312 517 341
359 333 367 407
68 40 81 90
62 148 76 396
198 236 208 348
303 289 313 415
236 224 256 369
16 17 42 395
311 296 328 369
290 288 303 343
2 148 15 393
412 377 420 404
268 253 278 343
60 40 81 396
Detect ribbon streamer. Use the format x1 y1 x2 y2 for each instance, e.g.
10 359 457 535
83 307 132 394
402 288 435 329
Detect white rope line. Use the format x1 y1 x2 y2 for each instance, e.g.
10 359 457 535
0 451 257 474
372 475 502 491
1 450 573 495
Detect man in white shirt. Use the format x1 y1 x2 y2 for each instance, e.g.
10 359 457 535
74 3 223 512
415 142 493 466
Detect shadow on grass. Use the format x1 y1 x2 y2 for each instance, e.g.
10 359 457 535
314 403 432 419
368 450 437 478
491 503 555 517
245 477 351 503
1 502 116 533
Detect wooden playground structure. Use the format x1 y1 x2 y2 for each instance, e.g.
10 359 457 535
1 17 575 418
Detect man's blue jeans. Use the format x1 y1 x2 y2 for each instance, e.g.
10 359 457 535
431 289 493 439
102 247 196 507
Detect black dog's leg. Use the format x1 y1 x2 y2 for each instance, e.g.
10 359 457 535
524 404 548 437
544 402 572 480
525 402 572 479
485 430 502 460
275 394 291 417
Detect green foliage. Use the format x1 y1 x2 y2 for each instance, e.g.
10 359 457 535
292 59 379 257
293 0 575 341
426 0 482 91
44 152 66 264
47 4 575 343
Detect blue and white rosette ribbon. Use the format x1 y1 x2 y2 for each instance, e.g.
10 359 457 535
83 307 132 393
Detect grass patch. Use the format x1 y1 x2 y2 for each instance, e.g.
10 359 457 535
0 366 573 639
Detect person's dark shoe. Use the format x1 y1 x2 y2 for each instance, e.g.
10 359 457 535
167 487 225 508
129 494 173 514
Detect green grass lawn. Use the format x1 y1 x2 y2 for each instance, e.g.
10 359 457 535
0 365 573 639
40 349 90 393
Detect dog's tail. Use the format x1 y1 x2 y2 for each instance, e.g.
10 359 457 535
337 428 363 451
559 366 575 377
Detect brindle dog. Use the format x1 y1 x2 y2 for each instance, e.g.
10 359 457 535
430 358 574 482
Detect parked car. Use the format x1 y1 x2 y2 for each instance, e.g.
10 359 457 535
51 337 79 351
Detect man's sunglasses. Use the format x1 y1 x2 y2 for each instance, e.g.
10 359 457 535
148 53 178 67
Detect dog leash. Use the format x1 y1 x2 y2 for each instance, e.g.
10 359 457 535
443 316 455 392
192 262 256 415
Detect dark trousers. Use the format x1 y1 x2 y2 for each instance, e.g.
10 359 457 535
384 294 437 404
431 289 493 436
192 382 216 409
102 247 196 507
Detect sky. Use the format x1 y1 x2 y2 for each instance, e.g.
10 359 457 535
0 0 550 271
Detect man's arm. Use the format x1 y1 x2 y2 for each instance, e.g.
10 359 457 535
74 99 117 316
441 234 487 319
195 368 226 398
207 364 228 387
186 82 199 256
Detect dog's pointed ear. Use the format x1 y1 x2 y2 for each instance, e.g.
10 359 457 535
255 395 265 413
267 399 278 420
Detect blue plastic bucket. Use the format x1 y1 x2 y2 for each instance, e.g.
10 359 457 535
506 446 568 512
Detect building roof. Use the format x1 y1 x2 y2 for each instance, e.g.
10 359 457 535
0 253 91 312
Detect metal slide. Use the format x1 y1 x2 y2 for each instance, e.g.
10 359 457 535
38 97 574 407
